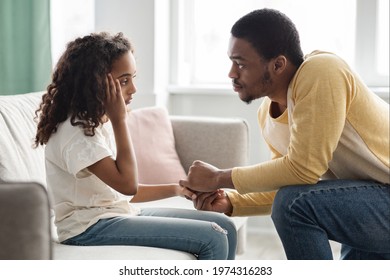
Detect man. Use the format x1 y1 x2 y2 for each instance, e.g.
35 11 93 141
180 8 390 260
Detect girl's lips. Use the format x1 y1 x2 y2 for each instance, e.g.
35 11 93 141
125 96 134 105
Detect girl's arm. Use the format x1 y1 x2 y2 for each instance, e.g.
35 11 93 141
130 184 196 203
88 74 138 196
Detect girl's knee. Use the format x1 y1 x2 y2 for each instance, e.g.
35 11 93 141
204 213 237 239
199 222 229 260
218 218 237 237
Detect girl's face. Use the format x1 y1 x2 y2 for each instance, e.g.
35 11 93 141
110 51 137 105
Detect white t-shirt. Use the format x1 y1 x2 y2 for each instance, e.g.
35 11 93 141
45 118 140 242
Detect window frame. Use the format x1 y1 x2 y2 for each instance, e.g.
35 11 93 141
169 0 389 91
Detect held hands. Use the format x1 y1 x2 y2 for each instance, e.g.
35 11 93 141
192 189 233 214
179 160 227 193
178 183 233 214
178 160 234 214
104 73 127 124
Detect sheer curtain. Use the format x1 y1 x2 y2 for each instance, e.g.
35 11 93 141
0 0 51 95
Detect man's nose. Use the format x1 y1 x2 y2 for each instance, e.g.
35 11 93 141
228 64 238 79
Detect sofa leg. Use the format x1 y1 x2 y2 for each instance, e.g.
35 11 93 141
236 223 247 255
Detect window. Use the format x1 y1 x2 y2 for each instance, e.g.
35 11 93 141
50 0 95 67
171 0 389 88
376 0 389 79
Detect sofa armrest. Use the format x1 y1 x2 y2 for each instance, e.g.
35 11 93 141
0 182 52 259
170 116 249 172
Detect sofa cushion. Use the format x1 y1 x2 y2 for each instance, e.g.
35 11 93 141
0 92 45 185
127 107 187 184
0 182 52 259
53 242 196 260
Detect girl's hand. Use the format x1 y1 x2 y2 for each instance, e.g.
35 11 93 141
104 73 127 124
176 184 197 200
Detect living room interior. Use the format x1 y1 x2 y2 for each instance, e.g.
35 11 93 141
0 0 388 261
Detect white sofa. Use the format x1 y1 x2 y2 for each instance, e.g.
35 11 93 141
0 92 249 260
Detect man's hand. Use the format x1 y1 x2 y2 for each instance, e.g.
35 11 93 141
192 189 233 214
179 160 234 192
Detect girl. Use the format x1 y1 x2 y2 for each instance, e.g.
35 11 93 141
34 32 236 260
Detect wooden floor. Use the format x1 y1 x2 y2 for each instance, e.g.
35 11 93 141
236 217 341 260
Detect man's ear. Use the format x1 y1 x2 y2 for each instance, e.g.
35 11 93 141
273 55 287 72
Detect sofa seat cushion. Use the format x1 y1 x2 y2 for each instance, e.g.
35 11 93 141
53 242 196 260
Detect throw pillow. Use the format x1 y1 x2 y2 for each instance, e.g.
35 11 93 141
127 107 187 184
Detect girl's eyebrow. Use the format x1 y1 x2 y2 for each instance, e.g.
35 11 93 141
117 71 137 79
117 73 131 79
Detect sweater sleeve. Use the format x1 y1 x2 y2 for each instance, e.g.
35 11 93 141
226 190 276 216
232 52 355 194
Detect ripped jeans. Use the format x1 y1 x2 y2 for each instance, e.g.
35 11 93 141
271 180 390 260
62 208 237 260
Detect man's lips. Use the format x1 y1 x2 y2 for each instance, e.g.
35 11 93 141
232 82 242 91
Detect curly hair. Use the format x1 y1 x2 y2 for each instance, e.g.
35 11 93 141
34 32 133 146
231 9 304 67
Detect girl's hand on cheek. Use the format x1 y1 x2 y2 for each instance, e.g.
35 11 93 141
105 73 127 124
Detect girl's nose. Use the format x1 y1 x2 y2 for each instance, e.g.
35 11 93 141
128 81 137 94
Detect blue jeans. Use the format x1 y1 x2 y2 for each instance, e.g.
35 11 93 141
271 180 390 259
62 208 237 260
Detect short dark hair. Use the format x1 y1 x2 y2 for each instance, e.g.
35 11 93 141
231 8 304 67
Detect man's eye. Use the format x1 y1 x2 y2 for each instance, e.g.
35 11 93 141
235 62 245 69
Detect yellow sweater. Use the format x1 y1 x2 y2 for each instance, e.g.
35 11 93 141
228 51 390 216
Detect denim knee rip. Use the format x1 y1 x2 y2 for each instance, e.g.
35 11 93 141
211 222 228 235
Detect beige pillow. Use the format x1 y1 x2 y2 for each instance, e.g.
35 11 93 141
127 107 187 184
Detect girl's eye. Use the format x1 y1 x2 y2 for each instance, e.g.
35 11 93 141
120 78 128 86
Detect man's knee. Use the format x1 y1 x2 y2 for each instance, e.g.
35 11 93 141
271 185 307 225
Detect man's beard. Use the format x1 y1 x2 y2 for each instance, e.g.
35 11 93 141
240 70 272 105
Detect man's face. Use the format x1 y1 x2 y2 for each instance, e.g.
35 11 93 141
227 36 272 104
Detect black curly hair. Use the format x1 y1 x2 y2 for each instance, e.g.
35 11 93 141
35 32 133 146
231 8 304 67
